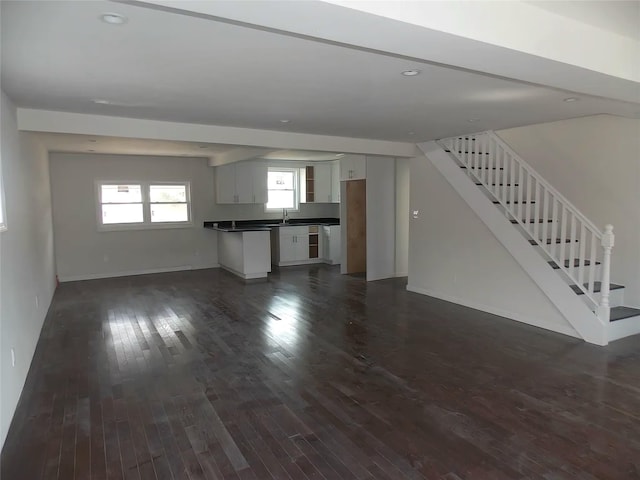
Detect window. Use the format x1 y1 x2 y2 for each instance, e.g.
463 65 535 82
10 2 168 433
97 182 191 230
266 168 298 211
100 184 144 224
149 185 189 223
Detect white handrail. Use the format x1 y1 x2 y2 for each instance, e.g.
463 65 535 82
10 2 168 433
440 131 613 319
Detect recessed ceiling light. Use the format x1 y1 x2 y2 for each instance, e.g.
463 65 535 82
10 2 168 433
401 70 421 77
563 97 579 102
335 153 345 158
100 13 127 25
408 131 415 136
467 118 480 123
280 119 290 123
92 99 111 105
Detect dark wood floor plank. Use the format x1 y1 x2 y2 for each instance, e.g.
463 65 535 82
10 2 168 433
2 266 640 479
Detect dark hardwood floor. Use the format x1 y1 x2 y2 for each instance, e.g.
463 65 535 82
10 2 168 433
2 266 640 479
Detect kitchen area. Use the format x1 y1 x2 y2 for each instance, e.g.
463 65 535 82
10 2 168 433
204 155 347 280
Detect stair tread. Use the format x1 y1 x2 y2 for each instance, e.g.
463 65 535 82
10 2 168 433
476 183 519 186
457 151 490 155
461 166 504 170
511 219 554 224
610 306 640 322
570 282 624 295
528 238 576 245
549 259 601 269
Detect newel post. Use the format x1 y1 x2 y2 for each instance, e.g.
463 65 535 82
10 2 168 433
597 224 614 322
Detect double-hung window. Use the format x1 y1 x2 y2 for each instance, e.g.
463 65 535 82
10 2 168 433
149 184 189 223
265 168 298 211
98 182 191 230
100 184 144 224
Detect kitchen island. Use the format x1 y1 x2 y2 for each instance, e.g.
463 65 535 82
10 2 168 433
204 218 340 279
204 223 271 279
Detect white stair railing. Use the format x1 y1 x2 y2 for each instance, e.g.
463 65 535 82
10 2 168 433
441 132 614 321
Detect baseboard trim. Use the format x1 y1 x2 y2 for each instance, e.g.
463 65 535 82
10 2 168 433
219 264 268 280
406 284 580 339
59 264 220 282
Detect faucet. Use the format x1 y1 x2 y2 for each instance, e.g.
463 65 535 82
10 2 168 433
282 208 288 224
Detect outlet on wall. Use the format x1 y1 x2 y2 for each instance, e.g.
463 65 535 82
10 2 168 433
11 348 15 367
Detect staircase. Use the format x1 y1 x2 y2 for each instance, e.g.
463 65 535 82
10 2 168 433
418 131 640 345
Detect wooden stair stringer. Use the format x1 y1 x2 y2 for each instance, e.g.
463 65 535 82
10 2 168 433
418 141 608 345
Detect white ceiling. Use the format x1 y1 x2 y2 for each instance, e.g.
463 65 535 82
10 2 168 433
1 0 639 147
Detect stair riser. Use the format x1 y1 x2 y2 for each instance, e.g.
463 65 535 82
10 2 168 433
591 288 625 308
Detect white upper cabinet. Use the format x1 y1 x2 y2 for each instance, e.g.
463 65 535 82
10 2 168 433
340 154 366 181
300 163 339 204
215 161 268 204
215 164 237 204
314 164 332 203
252 163 268 204
234 162 255 204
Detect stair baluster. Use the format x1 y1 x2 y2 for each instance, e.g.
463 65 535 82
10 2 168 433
597 225 614 322
441 132 614 322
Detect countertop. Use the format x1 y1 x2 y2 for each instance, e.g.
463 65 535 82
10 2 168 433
204 218 340 232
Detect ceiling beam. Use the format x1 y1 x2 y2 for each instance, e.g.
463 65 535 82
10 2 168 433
209 147 278 167
16 109 418 158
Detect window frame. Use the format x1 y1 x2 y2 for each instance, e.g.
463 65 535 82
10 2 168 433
96 181 193 231
264 167 300 213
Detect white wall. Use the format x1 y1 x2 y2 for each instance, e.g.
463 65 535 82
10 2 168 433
498 115 640 307
366 156 396 281
50 153 220 280
407 154 576 336
395 158 410 277
49 153 339 281
0 91 56 448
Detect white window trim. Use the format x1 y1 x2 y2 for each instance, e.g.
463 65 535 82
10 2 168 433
96 181 193 232
264 167 300 213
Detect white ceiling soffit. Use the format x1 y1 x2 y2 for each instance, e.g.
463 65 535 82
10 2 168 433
35 132 346 164
261 150 346 162
17 109 418 157
34 132 231 158
2 0 639 146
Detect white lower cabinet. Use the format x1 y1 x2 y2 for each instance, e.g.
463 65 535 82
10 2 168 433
271 225 341 266
271 225 321 266
322 225 341 265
